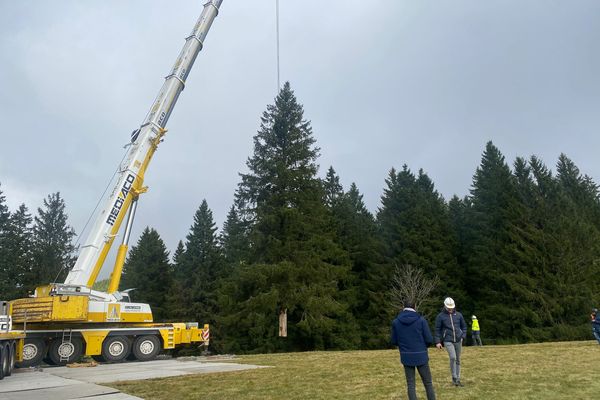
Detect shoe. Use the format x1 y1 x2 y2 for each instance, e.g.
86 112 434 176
456 380 464 387
452 378 458 386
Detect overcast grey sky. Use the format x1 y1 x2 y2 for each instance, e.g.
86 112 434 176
1 1 600 278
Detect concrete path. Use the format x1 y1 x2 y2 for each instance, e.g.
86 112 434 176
0 359 264 399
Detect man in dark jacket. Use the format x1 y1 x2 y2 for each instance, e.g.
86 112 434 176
391 300 436 400
434 297 467 387
591 308 600 344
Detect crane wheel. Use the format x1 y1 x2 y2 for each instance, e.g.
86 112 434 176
101 336 131 363
0 345 6 380
16 338 46 368
8 342 16 376
2 344 10 377
48 338 83 366
130 335 160 361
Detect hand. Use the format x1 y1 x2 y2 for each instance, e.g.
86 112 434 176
436 343 442 349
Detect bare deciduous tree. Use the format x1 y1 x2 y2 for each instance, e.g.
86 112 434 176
390 264 439 312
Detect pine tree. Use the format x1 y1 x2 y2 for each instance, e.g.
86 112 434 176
0 184 12 299
551 155 600 333
0 204 34 299
377 165 461 319
174 199 224 327
332 179 386 348
323 166 344 208
31 193 76 287
220 205 249 266
165 240 188 321
221 82 358 352
0 184 9 230
120 227 172 321
463 142 545 341
173 240 185 266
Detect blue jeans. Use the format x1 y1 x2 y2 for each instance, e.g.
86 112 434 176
593 328 600 344
444 341 462 382
404 363 436 400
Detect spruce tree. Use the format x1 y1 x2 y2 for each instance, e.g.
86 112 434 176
0 184 9 230
165 240 188 321
0 204 33 299
220 205 250 266
175 199 224 328
323 166 344 209
463 142 544 340
333 180 385 348
31 192 76 287
173 240 185 266
552 155 600 332
377 165 461 318
221 82 358 352
120 227 172 321
0 184 12 299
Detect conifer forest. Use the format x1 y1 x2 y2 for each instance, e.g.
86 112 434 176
2 83 599 353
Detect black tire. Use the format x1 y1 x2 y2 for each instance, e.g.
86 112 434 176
101 336 131 363
131 335 160 361
7 342 15 376
0 345 5 380
2 343 10 377
48 338 83 366
91 355 106 363
43 355 57 366
16 338 46 368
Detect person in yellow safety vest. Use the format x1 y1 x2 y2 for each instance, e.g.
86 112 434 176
471 315 482 346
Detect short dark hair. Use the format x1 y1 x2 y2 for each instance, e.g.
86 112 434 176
403 299 415 309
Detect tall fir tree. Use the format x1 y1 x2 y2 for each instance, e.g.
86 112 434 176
220 82 358 353
120 227 172 321
0 204 34 299
323 166 344 209
174 200 224 329
463 142 546 341
220 204 250 267
377 165 462 319
0 184 12 299
165 240 189 322
0 184 9 230
31 192 76 288
327 173 385 348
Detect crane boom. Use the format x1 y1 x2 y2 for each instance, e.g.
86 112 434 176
65 0 223 288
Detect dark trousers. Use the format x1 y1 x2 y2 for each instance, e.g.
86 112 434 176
403 363 436 400
593 327 600 344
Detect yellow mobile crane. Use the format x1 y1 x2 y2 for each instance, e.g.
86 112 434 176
9 0 223 367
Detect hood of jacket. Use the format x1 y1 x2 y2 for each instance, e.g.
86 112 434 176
398 310 421 325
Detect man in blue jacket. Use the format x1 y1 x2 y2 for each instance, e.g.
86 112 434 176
591 308 600 344
434 297 467 387
391 300 436 400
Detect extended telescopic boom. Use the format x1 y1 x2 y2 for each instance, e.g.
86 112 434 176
65 0 223 291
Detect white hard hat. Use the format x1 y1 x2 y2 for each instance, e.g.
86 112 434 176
472 315 477 319
444 297 455 309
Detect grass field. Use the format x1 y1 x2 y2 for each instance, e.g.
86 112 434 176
112 340 600 399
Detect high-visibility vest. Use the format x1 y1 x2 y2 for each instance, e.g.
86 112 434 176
472 319 480 331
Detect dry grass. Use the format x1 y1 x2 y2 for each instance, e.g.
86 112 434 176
111 340 600 399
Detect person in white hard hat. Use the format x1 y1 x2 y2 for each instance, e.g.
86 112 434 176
434 297 467 387
471 315 482 346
